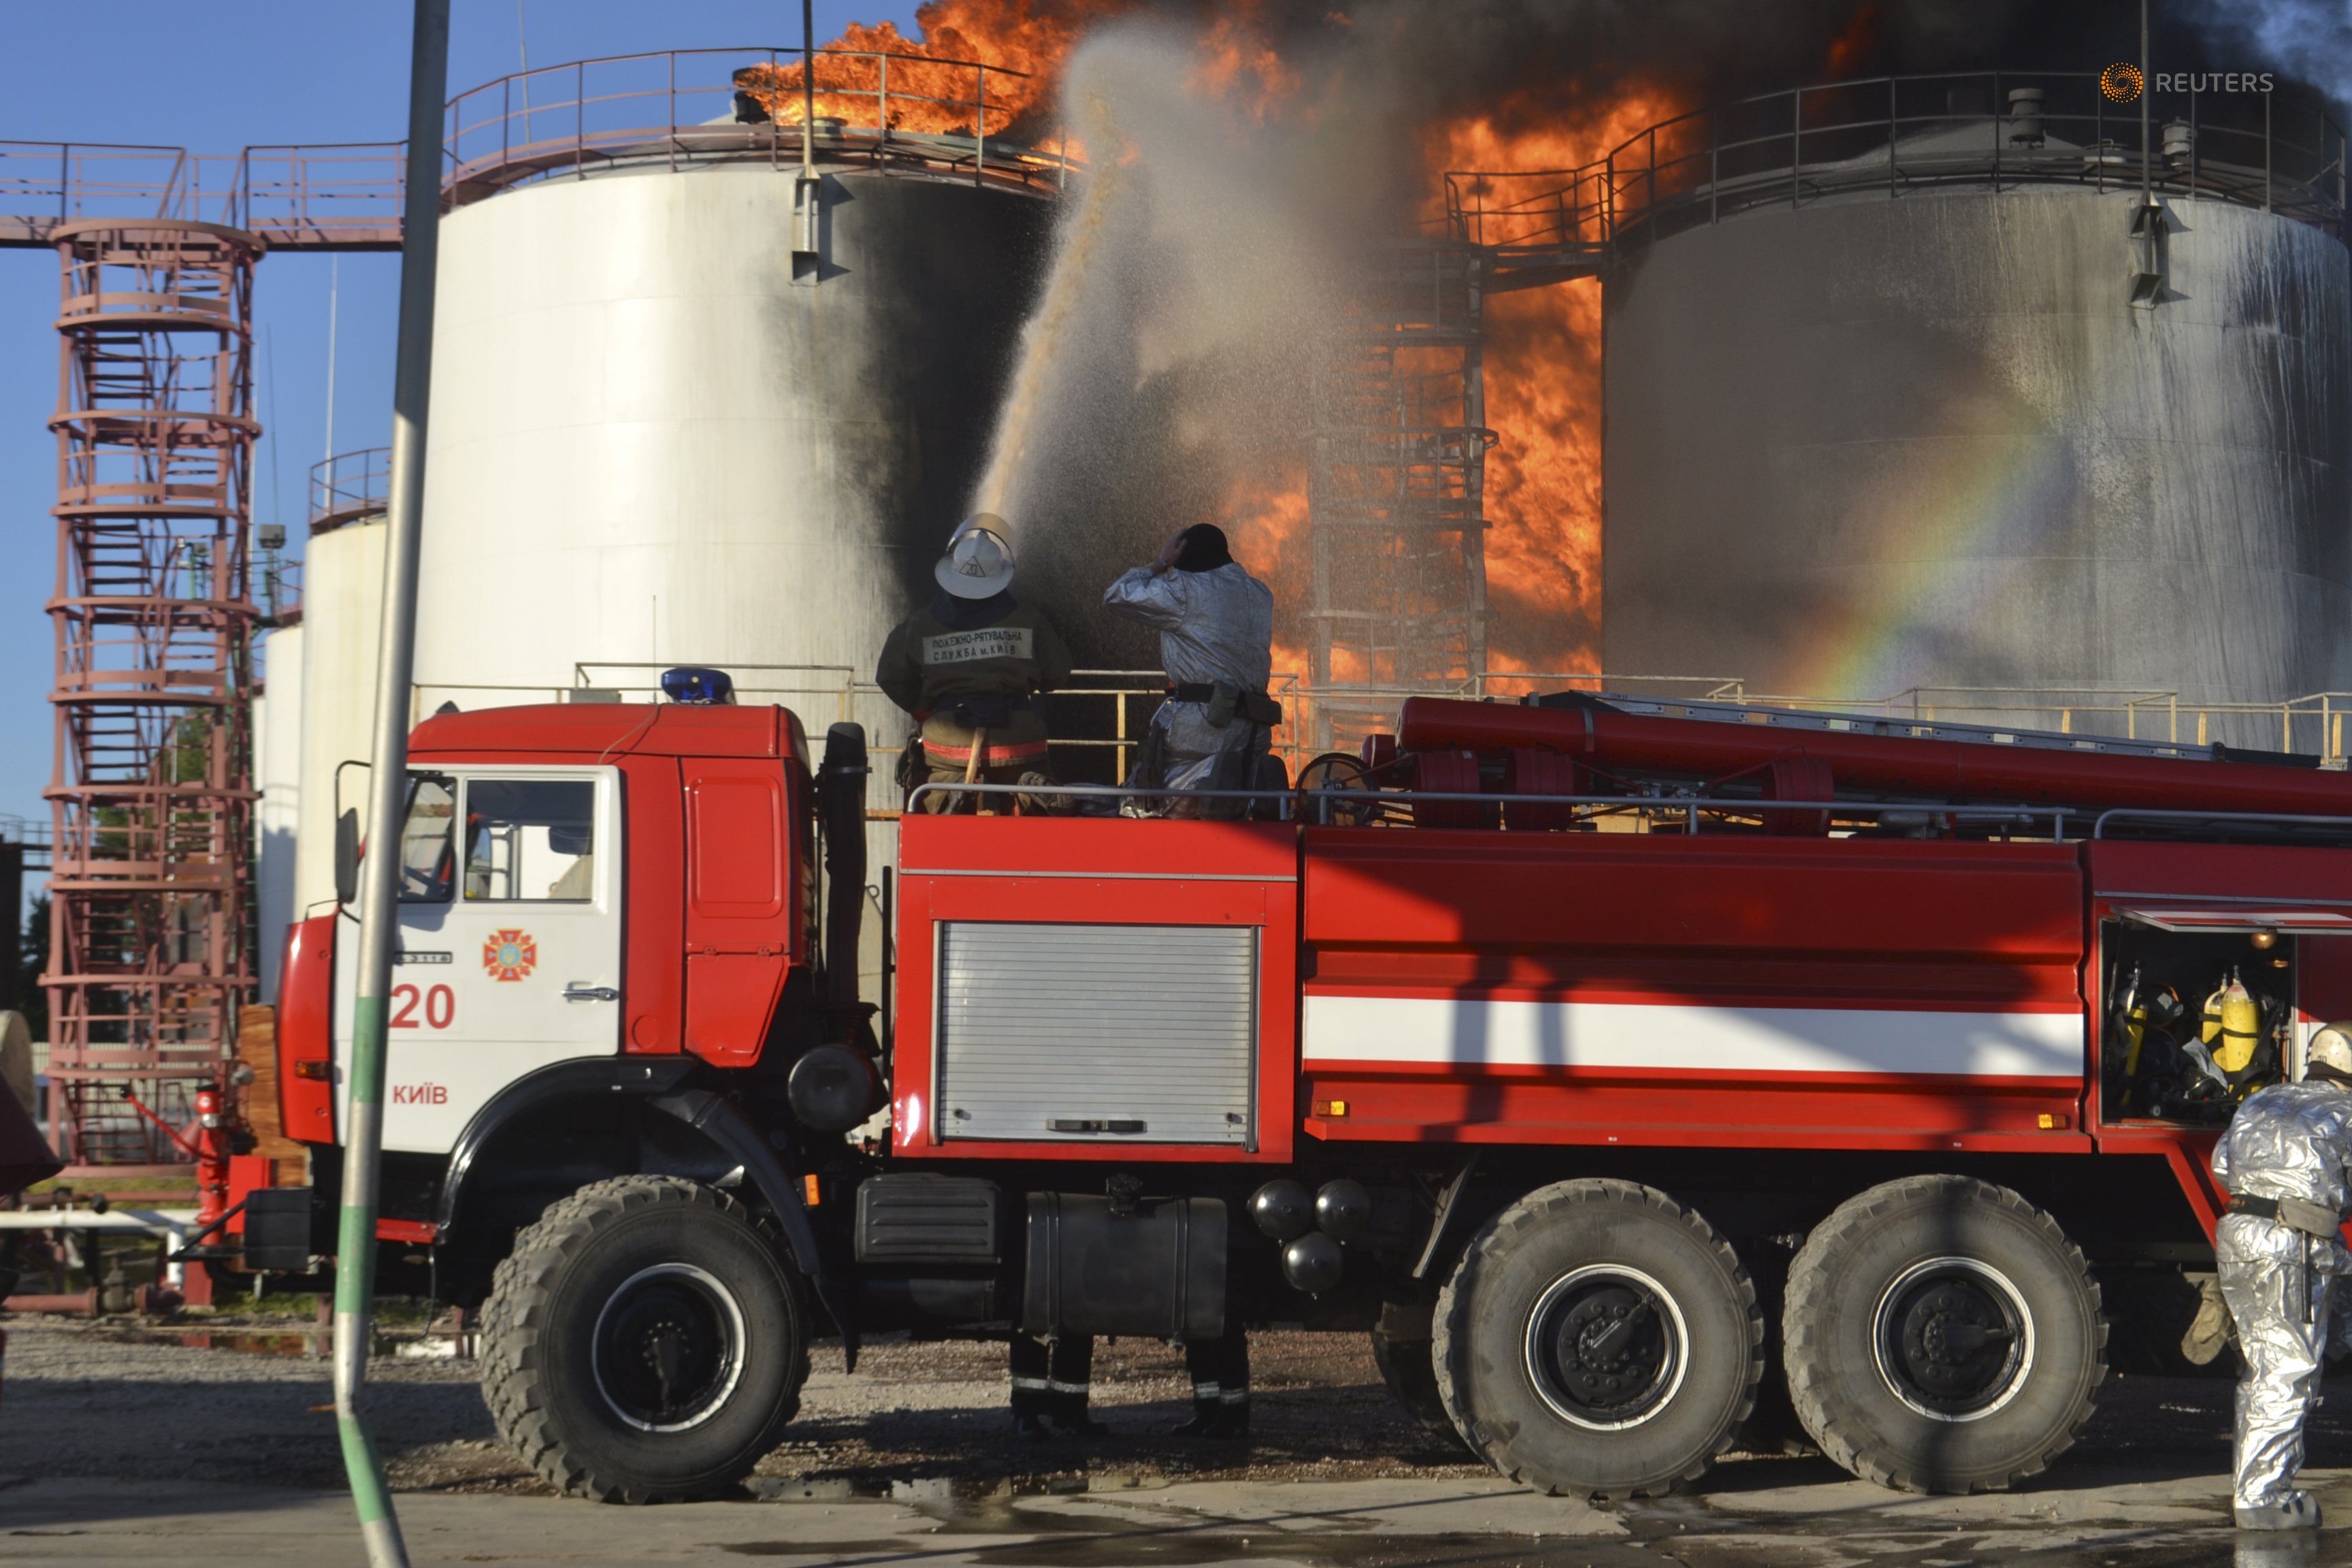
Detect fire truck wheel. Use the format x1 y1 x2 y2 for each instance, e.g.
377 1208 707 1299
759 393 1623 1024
1433 1179 1761 1499
1782 1175 2106 1494
479 1175 809 1503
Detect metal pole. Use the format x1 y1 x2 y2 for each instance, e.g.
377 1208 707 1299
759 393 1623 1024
335 4 446 1566
2140 0 2151 208
802 0 816 179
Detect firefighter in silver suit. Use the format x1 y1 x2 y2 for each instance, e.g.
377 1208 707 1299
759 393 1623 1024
1102 524 1278 813
2212 1024 2352 1529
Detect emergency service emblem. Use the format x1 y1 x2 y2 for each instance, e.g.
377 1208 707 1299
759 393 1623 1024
483 928 538 982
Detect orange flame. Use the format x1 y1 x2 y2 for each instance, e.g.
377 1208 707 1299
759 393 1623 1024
1220 472 1313 693
754 1 1690 706
1426 86 1682 691
737 0 1137 138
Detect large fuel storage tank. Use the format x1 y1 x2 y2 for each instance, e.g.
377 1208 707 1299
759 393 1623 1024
1601 78 2352 719
406 52 1058 732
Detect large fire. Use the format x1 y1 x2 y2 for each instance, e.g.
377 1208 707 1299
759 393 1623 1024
736 0 1135 139
784 3 1683 718
1428 91 1682 693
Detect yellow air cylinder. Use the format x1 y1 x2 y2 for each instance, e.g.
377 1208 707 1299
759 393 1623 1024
2215 974 2261 1074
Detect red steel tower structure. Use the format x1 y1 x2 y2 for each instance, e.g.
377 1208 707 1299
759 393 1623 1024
44 220 263 1168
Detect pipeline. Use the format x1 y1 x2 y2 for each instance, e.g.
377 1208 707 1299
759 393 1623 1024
1395 696 2352 819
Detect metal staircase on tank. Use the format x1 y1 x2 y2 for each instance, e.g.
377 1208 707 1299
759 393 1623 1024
1308 242 1492 753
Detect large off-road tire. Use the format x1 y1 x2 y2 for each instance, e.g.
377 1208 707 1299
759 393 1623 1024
1433 1179 1761 1499
1370 1320 1462 1444
1782 1175 2105 1494
480 1176 809 1503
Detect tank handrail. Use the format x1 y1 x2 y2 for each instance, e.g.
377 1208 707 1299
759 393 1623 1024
440 44 1079 205
447 43 1036 103
309 446 391 531
1448 67 2349 257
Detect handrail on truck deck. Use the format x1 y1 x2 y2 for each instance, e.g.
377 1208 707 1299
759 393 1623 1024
905 781 2081 838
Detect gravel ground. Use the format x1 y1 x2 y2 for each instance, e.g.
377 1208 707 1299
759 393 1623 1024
1 1312 2342 1505
0 1319 1486 1497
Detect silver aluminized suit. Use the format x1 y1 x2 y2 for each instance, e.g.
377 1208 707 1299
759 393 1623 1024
1103 562 1275 792
2211 1080 2352 1522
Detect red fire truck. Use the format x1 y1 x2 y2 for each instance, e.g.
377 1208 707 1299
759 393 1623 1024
267 683 2352 1504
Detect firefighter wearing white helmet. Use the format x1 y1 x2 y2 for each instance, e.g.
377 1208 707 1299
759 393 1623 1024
2211 1021 2352 1529
876 517 1072 813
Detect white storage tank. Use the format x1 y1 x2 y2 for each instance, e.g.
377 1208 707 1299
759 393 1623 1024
1599 76 2352 722
409 59 1058 743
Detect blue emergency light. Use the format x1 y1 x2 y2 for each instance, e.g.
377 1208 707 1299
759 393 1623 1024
661 666 734 704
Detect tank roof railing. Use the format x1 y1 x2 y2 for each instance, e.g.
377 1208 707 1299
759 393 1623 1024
1448 70 2349 268
309 447 389 534
0 45 1071 250
442 46 1077 207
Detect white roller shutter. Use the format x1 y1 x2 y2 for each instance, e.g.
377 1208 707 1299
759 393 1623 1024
936 921 1257 1146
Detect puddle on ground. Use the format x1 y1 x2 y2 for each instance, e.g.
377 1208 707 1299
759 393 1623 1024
720 1473 2300 1568
713 1523 2272 1568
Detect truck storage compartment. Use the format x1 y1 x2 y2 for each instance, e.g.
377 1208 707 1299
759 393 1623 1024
854 1174 1004 1328
855 1174 1000 1262
2100 915 2302 1124
1022 1192 1226 1339
936 921 1257 1146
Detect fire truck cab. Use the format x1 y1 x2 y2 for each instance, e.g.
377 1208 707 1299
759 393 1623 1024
274 686 2352 1505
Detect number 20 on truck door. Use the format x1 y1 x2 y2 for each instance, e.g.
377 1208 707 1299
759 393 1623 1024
389 983 456 1030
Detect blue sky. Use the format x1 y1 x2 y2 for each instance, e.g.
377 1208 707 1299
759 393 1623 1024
0 1 922 883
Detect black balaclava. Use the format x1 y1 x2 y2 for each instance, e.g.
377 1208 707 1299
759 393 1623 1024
1173 523 1233 573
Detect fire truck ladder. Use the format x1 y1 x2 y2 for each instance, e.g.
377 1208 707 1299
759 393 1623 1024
44 220 261 1171
1307 242 1492 752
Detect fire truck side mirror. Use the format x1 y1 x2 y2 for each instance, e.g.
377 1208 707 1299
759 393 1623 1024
334 809 360 906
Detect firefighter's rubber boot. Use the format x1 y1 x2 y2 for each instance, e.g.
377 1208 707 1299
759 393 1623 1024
1010 1335 1054 1441
2236 1492 2323 1530
1171 1386 1222 1437
1045 1337 1107 1437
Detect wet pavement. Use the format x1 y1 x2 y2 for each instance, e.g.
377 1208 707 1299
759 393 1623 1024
6 1466 2352 1568
5 1320 2352 1565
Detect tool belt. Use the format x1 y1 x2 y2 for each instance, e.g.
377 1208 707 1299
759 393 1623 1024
943 693 1030 730
1166 681 1283 728
2228 1192 2349 1240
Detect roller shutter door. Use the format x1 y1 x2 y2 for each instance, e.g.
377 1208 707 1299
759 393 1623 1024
936 921 1256 1146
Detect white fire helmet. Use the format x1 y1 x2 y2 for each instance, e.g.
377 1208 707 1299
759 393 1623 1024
2307 1024 2352 1081
936 514 1015 600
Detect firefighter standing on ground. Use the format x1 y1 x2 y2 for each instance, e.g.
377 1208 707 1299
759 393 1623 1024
1008 1333 1106 1441
2212 1024 2352 1530
877 518 1072 812
1177 1325 1250 1438
1103 523 1278 810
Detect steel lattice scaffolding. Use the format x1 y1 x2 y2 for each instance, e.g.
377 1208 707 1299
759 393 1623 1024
1308 243 1490 751
44 220 261 1169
